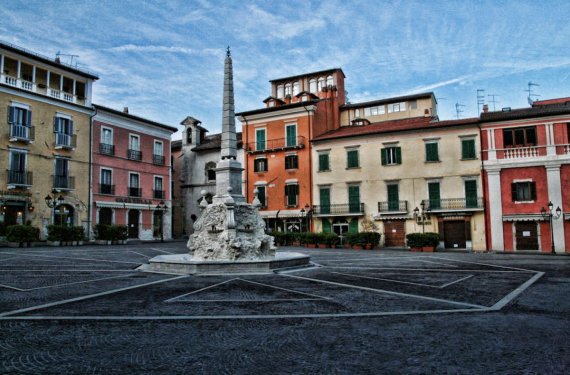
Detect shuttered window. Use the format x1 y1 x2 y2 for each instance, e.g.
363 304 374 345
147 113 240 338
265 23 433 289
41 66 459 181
255 129 266 151
322 219 332 233
319 187 330 214
285 184 298 207
428 182 441 209
253 158 267 172
8 106 32 126
348 185 360 213
349 219 359 233
464 180 478 208
425 142 439 162
387 184 399 211
285 155 298 170
381 147 402 165
257 186 267 207
347 150 359 168
286 125 297 147
318 153 330 171
461 139 476 159
511 182 536 202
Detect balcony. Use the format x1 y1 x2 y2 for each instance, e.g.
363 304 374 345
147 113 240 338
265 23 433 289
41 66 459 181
245 136 306 154
423 197 483 212
99 143 115 156
377 200 408 214
7 170 33 187
9 124 34 143
153 190 165 199
127 149 142 161
99 184 115 195
1 74 36 92
128 187 142 197
52 175 75 190
153 154 165 165
47 88 76 103
313 203 365 216
54 133 77 149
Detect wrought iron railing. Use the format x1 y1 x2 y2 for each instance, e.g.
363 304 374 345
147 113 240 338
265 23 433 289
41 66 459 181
7 170 32 186
378 200 408 213
55 133 77 148
313 203 364 215
153 154 165 165
153 190 165 199
127 149 142 161
99 184 115 195
245 136 305 153
423 197 483 211
129 187 142 197
99 143 115 156
53 175 75 190
9 124 34 142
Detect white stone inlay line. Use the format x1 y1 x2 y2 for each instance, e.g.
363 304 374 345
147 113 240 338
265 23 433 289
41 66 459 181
150 247 174 254
326 267 528 273
0 275 187 317
490 272 544 310
4 252 141 265
0 273 136 292
328 271 474 289
281 274 486 309
429 256 539 273
128 251 151 259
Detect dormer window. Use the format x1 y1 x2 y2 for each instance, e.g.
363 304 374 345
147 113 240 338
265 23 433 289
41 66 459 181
186 129 192 144
277 85 284 99
350 118 370 126
293 82 300 96
268 101 275 107
309 79 317 93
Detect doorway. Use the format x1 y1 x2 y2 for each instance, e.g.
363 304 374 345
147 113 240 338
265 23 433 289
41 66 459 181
384 220 405 247
333 220 350 245
128 210 140 239
515 221 539 250
443 221 467 249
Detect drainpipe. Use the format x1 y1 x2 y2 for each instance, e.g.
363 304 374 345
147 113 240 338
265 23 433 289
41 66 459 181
88 105 98 240
477 121 489 252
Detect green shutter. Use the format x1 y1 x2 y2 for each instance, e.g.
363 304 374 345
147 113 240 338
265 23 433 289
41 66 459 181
428 182 440 209
426 143 438 162
464 180 477 208
347 150 359 168
348 185 360 213
320 188 330 214
286 184 297 206
349 219 359 233
381 149 387 165
319 154 329 171
387 184 399 211
322 219 331 233
256 129 266 151
395 147 402 164
258 187 266 207
286 125 297 147
462 139 476 159
511 183 517 202
8 106 15 124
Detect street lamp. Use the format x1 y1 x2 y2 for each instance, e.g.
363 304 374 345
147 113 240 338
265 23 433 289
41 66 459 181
540 201 562 255
413 200 430 233
155 200 167 243
45 194 65 225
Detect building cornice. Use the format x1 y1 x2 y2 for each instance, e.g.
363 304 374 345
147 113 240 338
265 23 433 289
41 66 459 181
238 104 316 124
94 112 175 140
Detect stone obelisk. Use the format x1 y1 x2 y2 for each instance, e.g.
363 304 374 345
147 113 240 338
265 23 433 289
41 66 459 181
213 47 244 203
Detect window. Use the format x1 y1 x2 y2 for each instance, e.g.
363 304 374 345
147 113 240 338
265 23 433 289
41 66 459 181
129 173 140 197
354 109 360 117
186 129 192 144
511 181 536 202
285 154 298 170
425 142 439 162
8 105 32 127
100 128 114 155
567 123 570 142
255 128 266 151
346 149 359 169
285 184 298 207
364 106 385 116
99 207 113 225
286 124 297 147
206 162 216 182
254 158 268 172
461 139 476 159
381 146 402 165
154 177 164 199
326 75 333 87
54 116 74 147
100 169 113 194
319 187 331 214
410 100 417 109
309 79 317 93
317 77 326 91
503 127 537 147
388 102 406 113
318 153 330 172
256 185 267 207
348 185 361 213
54 158 71 189
428 182 441 209
465 180 478 208
153 141 164 165
277 85 284 98
387 184 399 211
293 82 300 96
128 135 142 160
284 83 292 97
8 150 28 185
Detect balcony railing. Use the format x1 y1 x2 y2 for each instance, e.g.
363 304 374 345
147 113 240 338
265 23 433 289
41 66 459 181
313 203 365 216
245 136 306 154
9 124 34 142
55 133 77 149
7 170 32 186
129 187 142 197
153 190 165 199
378 200 408 213
153 154 165 165
53 175 75 190
99 143 115 156
3 74 17 86
47 88 76 103
99 184 115 195
423 197 483 211
127 149 142 161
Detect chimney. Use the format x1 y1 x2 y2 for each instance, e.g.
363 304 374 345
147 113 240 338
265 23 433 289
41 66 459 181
123 107 129 114
482 104 489 113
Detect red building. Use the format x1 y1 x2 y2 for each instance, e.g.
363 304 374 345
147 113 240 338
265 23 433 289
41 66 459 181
480 99 570 253
92 105 177 240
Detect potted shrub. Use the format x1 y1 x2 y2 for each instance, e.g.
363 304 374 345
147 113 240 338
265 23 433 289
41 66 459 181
362 232 381 250
316 233 328 249
115 225 128 244
305 233 317 248
346 233 363 250
326 233 340 248
291 232 301 247
6 225 39 247
421 232 440 252
73 226 85 245
47 224 63 246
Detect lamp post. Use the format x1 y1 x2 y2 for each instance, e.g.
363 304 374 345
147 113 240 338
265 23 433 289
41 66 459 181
540 201 562 255
413 200 430 233
45 194 65 225
300 206 306 233
155 200 167 243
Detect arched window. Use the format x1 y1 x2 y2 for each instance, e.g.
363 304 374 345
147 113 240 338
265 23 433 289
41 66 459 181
317 77 326 91
55 204 74 226
205 161 216 182
309 79 317 93
186 129 192 144
99 207 113 225
276 85 284 98
293 82 300 96
284 83 292 96
326 75 333 87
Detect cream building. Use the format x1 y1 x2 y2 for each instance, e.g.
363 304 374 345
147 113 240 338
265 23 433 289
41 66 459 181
311 94 485 251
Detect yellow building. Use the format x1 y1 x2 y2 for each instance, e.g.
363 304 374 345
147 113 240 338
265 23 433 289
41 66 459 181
0 41 98 238
311 93 485 251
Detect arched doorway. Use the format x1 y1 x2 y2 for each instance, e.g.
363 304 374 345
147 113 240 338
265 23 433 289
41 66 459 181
128 210 140 238
55 204 74 226
99 207 113 225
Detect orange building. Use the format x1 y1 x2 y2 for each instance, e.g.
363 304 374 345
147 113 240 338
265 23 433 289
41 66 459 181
237 68 345 232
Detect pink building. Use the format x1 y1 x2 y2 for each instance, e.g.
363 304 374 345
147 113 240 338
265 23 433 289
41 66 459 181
480 99 570 253
92 105 177 240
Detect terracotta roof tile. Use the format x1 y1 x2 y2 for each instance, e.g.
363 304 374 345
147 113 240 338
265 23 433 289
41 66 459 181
191 132 243 152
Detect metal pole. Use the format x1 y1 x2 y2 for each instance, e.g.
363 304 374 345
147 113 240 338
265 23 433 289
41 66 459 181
160 210 164 243
550 212 555 254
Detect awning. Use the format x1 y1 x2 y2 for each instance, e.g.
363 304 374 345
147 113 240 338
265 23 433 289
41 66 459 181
502 214 545 222
95 201 164 211
372 214 410 221
259 209 303 218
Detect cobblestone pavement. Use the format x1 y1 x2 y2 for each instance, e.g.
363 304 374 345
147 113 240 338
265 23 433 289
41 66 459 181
0 243 568 374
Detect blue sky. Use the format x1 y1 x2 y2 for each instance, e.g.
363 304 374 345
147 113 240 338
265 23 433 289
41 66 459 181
2 0 570 138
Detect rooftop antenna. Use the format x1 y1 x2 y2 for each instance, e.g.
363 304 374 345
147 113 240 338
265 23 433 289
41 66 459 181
455 102 465 119
55 51 80 67
488 94 499 111
525 82 540 105
476 89 485 114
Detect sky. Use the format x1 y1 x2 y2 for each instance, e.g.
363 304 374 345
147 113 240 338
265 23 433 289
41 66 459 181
2 0 570 139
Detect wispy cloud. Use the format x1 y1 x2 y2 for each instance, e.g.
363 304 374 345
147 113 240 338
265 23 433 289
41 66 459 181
107 44 219 56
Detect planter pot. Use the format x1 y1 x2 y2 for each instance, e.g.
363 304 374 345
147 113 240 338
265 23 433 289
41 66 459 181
344 244 352 249
78 241 84 246
410 247 422 252
365 244 373 250
292 241 301 246
317 244 327 249
72 241 78 246
307 244 317 248
422 246 435 252
352 245 363 250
